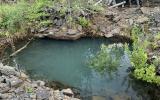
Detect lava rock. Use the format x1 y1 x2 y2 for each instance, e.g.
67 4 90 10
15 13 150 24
67 29 78 35
36 87 50 99
0 63 19 76
62 88 74 96
9 76 23 87
136 16 149 24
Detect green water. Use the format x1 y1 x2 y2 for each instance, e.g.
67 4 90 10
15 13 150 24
11 38 160 100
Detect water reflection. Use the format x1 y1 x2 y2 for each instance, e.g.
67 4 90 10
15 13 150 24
88 43 124 76
6 38 160 100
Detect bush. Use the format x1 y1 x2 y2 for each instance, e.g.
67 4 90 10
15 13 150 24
26 0 52 27
133 64 160 85
125 26 160 85
0 0 52 37
77 17 90 27
0 1 28 36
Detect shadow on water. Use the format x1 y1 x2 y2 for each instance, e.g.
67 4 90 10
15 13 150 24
4 37 160 100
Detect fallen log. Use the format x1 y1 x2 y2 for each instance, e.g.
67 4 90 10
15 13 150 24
94 0 103 6
10 38 33 57
108 1 126 9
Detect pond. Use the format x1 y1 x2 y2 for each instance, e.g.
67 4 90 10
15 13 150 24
7 38 160 100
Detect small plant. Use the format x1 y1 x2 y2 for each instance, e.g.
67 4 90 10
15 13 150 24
87 3 104 12
78 17 90 27
25 87 34 93
130 25 143 43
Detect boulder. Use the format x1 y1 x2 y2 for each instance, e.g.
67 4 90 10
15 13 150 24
128 19 134 26
20 73 28 79
36 80 45 86
14 87 25 95
66 29 78 35
54 90 63 100
0 93 9 99
0 63 19 76
140 7 152 15
9 75 23 87
62 88 74 96
36 87 50 100
0 83 10 93
136 16 149 24
77 25 82 32
104 33 113 38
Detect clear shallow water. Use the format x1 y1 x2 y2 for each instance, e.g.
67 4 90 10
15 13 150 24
10 38 160 100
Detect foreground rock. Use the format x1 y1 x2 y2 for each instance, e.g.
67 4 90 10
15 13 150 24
0 63 80 100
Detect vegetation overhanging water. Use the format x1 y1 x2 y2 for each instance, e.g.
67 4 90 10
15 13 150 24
1 0 160 100
6 38 160 100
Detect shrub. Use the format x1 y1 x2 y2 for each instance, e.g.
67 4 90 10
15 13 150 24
125 26 160 85
0 1 28 36
133 64 160 85
77 17 90 27
125 26 148 69
25 0 52 30
0 0 52 37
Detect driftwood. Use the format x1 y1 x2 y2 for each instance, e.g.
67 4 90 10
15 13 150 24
108 1 126 9
10 38 33 57
94 0 103 6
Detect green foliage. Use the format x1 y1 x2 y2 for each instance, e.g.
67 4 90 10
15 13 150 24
0 1 28 36
155 33 160 40
25 87 34 93
151 42 159 50
54 0 104 27
125 26 160 85
78 17 90 27
126 26 148 69
87 3 104 12
39 20 52 27
0 0 104 37
0 0 52 37
133 64 160 85
68 0 104 13
130 46 148 69
88 44 123 74
27 0 51 20
131 25 143 44
153 57 160 67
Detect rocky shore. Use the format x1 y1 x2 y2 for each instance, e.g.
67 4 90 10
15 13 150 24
0 3 160 99
0 63 79 100
34 6 160 42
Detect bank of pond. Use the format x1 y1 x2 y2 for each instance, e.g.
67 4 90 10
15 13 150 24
3 38 160 100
